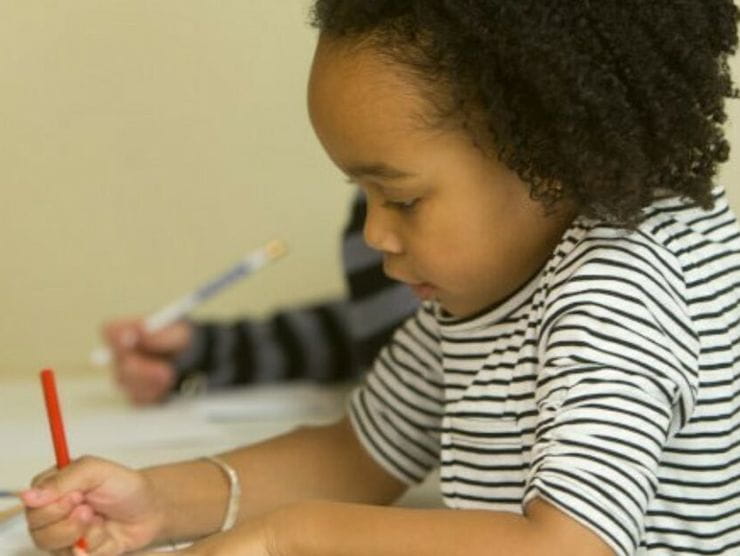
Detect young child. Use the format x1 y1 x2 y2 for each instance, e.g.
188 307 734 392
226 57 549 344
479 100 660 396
23 2 740 555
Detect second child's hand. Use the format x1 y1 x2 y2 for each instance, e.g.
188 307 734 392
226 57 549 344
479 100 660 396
103 318 192 405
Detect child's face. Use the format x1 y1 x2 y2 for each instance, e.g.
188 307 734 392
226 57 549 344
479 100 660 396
308 37 575 318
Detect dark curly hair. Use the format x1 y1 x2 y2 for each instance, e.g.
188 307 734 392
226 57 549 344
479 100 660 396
310 1 738 225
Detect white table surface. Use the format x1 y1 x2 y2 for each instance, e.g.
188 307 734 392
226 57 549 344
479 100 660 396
0 374 441 554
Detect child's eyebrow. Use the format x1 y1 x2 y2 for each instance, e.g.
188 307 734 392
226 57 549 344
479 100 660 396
345 162 415 181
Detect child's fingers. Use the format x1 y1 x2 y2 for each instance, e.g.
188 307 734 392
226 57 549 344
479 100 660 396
25 491 83 529
81 519 121 556
28 503 92 552
29 465 59 490
25 456 119 514
36 456 113 496
87 538 127 556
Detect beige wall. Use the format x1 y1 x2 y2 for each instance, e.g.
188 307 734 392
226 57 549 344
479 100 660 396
2 2 740 378
1 1 351 377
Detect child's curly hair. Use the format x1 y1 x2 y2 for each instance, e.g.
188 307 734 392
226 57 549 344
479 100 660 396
311 1 738 226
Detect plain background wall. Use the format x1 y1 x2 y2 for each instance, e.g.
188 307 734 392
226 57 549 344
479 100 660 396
2 2 740 378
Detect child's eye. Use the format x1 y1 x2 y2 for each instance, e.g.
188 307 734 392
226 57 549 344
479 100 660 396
384 198 420 212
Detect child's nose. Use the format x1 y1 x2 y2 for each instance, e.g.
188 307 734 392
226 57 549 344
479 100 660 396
363 203 403 255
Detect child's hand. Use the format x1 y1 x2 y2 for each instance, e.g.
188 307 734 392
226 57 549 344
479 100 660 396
22 456 166 555
102 317 192 405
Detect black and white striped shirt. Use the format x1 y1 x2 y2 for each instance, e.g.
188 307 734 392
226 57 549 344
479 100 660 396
174 193 418 388
349 188 740 555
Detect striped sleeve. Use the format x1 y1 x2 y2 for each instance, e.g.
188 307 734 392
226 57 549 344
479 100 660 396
348 303 444 484
173 299 357 387
524 248 701 556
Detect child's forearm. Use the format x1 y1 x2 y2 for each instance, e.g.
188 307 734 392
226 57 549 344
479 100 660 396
274 501 535 556
143 458 229 543
272 499 614 556
144 416 406 542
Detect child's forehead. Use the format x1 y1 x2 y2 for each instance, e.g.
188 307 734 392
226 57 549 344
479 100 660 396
310 38 434 126
313 37 411 90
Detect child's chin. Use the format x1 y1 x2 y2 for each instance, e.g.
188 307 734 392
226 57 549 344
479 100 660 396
438 300 466 318
440 298 490 319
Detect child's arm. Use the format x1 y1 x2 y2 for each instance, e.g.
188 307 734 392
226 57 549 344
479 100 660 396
266 497 614 556
132 502 613 556
138 416 613 556
146 417 613 556
135 499 615 556
24 414 613 555
22 417 406 552
145 416 407 542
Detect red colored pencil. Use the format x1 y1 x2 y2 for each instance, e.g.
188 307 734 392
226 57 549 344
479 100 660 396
40 369 88 552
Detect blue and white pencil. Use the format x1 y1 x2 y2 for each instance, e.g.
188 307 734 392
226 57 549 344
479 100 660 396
90 240 287 366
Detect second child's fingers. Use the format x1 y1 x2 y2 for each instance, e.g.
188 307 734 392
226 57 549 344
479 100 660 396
117 354 175 405
102 319 143 355
104 318 191 357
137 320 192 354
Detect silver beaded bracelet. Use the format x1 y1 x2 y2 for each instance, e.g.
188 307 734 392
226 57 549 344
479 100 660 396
204 456 241 532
